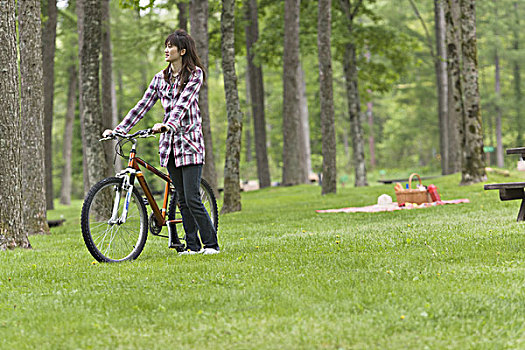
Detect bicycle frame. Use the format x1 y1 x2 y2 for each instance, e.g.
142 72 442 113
116 138 178 227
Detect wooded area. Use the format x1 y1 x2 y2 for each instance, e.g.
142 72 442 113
1 0 520 249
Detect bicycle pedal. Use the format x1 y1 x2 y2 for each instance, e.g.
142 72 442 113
169 243 186 252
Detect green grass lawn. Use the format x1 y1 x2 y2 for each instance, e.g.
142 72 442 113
1 172 525 349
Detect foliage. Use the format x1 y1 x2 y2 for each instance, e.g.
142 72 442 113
2 172 525 347
49 0 525 202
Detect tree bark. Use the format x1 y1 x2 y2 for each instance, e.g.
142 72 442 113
101 0 119 175
434 0 450 174
298 65 311 175
0 0 31 250
282 0 307 186
244 69 252 163
339 0 367 187
317 0 337 194
80 0 111 189
77 0 90 196
366 99 375 169
60 63 78 205
244 0 271 188
495 52 504 168
445 0 461 174
190 0 218 195
459 0 486 184
42 0 57 210
178 1 188 31
343 43 367 187
19 0 50 235
513 1 522 146
221 0 243 213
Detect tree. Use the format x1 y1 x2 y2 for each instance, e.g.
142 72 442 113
0 0 31 250
298 65 312 175
77 0 90 196
459 0 486 184
19 0 50 235
221 0 243 213
42 0 58 209
512 1 522 146
445 0 462 174
79 0 111 189
433 0 451 174
282 0 308 186
177 1 188 31
190 0 218 195
494 50 504 167
244 71 253 163
101 0 119 175
60 63 78 205
244 0 271 188
409 0 456 175
317 0 337 194
339 0 367 187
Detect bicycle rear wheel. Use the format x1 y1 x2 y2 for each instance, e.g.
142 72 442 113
168 177 219 236
81 177 148 262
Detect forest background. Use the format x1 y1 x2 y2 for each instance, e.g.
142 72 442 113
43 0 518 204
0 0 518 215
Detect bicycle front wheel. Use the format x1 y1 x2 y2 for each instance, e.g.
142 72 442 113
81 177 148 262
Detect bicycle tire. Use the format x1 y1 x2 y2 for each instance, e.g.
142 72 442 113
81 177 148 262
168 178 219 234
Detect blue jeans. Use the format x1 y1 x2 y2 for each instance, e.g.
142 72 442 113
166 155 219 251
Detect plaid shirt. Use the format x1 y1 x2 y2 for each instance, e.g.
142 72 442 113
114 67 205 168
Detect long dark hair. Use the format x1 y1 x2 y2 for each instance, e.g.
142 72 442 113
163 29 206 95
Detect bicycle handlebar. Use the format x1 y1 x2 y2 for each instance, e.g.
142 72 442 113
99 128 163 142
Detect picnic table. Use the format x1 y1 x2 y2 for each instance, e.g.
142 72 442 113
484 147 525 221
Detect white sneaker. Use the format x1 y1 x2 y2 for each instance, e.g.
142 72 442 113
201 248 220 255
178 249 202 256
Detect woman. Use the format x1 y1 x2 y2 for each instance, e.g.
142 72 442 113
103 30 219 255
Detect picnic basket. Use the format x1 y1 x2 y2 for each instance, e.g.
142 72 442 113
394 173 432 205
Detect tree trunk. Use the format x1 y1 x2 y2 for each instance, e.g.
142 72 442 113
513 1 522 146
42 0 57 210
317 0 337 194
244 69 252 163
0 0 31 250
343 43 368 187
101 0 118 176
339 0 367 187
244 0 271 188
80 0 111 189
221 0 243 213
459 0 486 184
177 1 188 31
77 0 90 196
366 100 375 169
342 128 351 168
445 0 461 174
495 52 504 168
434 0 450 175
19 0 50 236
190 0 218 195
60 63 78 205
298 65 312 175
282 0 307 186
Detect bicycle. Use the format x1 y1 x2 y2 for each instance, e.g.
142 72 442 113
80 128 218 263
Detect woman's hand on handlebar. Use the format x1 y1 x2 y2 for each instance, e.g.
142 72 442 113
152 123 168 133
102 129 114 138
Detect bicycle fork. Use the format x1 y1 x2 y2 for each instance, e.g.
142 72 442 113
108 173 134 225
